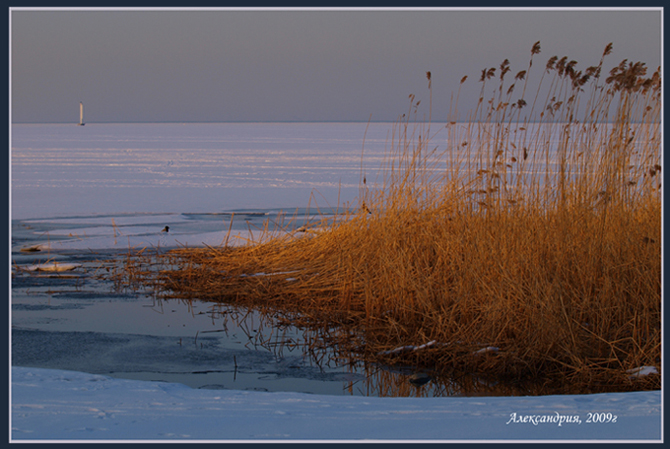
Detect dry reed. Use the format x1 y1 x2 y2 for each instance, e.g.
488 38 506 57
119 42 661 393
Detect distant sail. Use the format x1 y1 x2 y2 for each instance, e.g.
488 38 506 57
79 102 85 126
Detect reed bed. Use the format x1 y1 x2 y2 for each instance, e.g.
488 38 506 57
121 42 661 394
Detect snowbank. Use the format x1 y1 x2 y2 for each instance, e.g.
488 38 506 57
11 367 662 442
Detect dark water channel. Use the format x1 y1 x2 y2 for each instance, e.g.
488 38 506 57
11 216 538 398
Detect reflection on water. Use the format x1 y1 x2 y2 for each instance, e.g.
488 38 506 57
11 212 550 398
12 246 542 398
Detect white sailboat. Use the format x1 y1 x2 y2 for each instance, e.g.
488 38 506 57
79 101 85 126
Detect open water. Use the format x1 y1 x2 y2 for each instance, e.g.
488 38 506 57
11 122 472 398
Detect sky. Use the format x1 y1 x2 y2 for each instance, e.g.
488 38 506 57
9 7 663 124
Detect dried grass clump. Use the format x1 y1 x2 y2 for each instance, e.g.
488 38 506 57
123 42 661 393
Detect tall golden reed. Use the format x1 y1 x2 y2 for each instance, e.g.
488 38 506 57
125 42 661 393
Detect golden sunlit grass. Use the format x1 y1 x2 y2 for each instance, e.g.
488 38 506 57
119 42 661 394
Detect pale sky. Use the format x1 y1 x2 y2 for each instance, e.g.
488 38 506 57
10 7 663 123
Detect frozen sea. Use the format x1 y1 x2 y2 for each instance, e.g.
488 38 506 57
9 122 663 442
11 122 386 221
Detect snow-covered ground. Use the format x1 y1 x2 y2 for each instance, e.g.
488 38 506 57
10 367 662 441
10 123 663 442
